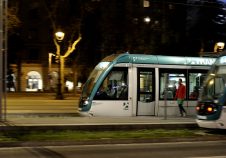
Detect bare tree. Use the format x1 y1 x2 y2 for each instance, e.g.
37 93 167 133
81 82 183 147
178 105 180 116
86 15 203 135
8 5 21 35
41 0 82 55
41 0 82 93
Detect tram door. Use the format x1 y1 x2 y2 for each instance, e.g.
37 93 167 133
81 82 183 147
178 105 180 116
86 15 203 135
137 68 155 116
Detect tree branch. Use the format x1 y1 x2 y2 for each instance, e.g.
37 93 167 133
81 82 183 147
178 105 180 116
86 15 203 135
54 38 60 57
63 35 82 58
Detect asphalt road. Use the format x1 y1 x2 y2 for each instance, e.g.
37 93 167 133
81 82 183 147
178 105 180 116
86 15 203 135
0 141 226 158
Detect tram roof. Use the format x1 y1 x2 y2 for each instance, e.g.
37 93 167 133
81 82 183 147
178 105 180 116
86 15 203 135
102 53 216 66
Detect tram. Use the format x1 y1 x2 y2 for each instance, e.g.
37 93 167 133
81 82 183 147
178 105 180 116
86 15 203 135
196 55 226 129
79 53 216 117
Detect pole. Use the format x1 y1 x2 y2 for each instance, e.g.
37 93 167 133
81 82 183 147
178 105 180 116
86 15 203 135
48 53 53 91
0 0 7 121
0 0 3 121
3 0 7 121
54 32 64 99
164 73 168 120
60 56 64 92
56 52 63 100
48 53 52 72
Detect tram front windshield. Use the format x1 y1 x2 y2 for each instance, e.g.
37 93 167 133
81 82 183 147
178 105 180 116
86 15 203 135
201 65 226 100
81 62 110 98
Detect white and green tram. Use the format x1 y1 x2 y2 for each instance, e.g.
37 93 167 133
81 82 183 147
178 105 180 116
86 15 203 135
79 53 216 117
196 55 226 129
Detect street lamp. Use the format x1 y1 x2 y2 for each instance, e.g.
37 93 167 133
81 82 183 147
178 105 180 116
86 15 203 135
55 32 65 41
144 16 151 24
55 31 65 99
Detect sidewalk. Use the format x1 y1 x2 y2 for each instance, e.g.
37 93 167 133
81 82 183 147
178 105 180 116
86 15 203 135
4 115 196 125
0 92 198 131
0 115 197 131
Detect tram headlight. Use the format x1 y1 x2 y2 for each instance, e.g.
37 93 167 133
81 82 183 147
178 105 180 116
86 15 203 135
80 97 89 107
207 107 213 112
84 100 89 105
196 103 204 112
205 104 217 114
196 106 200 111
196 102 218 115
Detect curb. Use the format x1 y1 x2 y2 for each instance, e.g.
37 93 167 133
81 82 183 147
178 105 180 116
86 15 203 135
0 123 198 131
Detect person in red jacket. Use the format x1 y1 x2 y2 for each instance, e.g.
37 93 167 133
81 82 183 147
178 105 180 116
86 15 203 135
175 78 187 117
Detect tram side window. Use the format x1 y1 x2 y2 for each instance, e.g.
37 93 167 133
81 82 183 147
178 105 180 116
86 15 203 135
94 68 128 100
189 73 206 100
139 71 153 102
159 72 186 100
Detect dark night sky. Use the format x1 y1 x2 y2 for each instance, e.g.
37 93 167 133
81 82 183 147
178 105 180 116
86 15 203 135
8 0 226 66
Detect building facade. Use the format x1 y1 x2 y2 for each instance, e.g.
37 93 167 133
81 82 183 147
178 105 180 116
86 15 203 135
9 63 75 92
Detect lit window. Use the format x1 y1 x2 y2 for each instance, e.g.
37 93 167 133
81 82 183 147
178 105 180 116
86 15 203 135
143 0 150 7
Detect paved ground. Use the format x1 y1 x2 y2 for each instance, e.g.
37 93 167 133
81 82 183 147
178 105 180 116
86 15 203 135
0 92 198 131
6 92 79 115
3 115 196 126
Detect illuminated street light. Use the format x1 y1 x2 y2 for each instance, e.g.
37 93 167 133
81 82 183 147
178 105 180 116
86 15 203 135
214 42 225 53
144 16 151 24
55 31 65 41
55 31 65 99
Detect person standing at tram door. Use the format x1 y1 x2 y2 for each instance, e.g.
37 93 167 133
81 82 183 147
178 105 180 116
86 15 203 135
175 78 187 117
